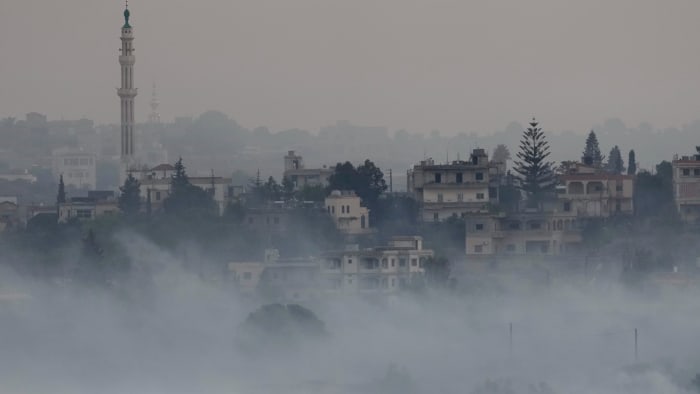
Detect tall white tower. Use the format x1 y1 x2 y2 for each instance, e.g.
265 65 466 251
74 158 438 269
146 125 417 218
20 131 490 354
118 4 137 165
148 83 161 124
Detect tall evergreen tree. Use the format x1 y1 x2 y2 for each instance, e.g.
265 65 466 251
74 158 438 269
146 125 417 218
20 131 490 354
57 174 66 204
605 146 625 174
582 130 604 167
118 173 141 216
627 150 637 175
163 158 217 216
514 118 555 207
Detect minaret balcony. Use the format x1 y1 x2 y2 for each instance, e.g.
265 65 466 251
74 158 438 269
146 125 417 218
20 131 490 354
117 88 138 97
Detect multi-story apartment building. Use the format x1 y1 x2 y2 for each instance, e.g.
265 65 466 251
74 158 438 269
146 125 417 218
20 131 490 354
465 211 583 259
408 149 492 222
283 151 333 190
672 147 700 224
557 163 634 218
320 236 433 293
325 190 371 235
52 148 97 190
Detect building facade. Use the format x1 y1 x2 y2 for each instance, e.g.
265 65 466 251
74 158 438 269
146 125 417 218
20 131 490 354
283 151 333 190
408 149 492 222
58 191 118 223
672 147 700 224
557 163 634 218
325 190 371 235
320 237 433 294
52 148 97 190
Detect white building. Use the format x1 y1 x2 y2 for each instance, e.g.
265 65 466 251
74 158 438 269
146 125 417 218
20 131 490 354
132 164 233 215
325 190 371 235
57 191 118 223
52 148 97 190
320 237 433 293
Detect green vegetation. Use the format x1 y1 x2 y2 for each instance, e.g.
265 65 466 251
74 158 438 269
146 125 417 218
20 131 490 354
514 119 555 207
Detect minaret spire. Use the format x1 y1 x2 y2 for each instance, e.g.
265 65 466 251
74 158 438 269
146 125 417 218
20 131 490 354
118 3 137 173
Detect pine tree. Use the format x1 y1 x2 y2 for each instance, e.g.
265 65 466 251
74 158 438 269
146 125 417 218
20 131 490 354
627 150 637 175
57 174 66 204
582 130 604 167
492 144 511 163
514 118 555 207
163 158 217 216
118 173 141 216
606 146 625 174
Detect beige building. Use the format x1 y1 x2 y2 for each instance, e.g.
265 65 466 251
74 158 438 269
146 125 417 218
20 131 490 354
408 149 492 222
465 211 583 259
52 148 97 190
325 190 371 235
0 198 20 232
283 151 333 190
672 147 700 224
320 236 433 293
58 191 118 223
557 163 634 218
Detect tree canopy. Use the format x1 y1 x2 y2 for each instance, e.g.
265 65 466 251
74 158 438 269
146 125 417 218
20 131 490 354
327 159 387 211
118 173 141 216
582 130 604 167
162 158 217 217
605 145 625 174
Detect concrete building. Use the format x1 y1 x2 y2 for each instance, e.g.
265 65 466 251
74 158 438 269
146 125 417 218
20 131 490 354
672 147 700 225
465 212 583 259
0 198 20 232
52 148 97 190
408 149 492 222
325 190 371 235
320 236 433 293
132 164 232 215
557 163 634 218
58 191 118 223
283 151 333 189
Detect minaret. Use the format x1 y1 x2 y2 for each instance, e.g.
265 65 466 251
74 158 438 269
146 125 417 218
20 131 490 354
118 2 137 165
148 83 161 124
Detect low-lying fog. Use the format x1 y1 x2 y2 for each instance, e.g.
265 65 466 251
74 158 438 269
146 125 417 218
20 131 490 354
1 235 699 394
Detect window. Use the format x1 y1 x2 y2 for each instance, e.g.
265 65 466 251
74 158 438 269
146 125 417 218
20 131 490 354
563 202 571 212
332 206 335 214
346 205 350 213
341 206 345 214
456 173 463 183
382 258 388 269
529 222 541 230
437 193 443 203
695 169 700 176
243 272 252 280
435 173 442 183
474 245 483 253
506 244 516 252
476 193 485 200
475 223 484 231
616 202 621 212
348 259 353 264
476 172 484 181
391 259 395 267
433 212 439 222
411 258 418 267
457 193 464 202
76 209 92 219
508 222 520 230
399 258 406 267
683 169 690 176
156 191 161 201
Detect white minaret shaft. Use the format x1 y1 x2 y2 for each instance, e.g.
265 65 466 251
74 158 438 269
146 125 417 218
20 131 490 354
118 6 137 161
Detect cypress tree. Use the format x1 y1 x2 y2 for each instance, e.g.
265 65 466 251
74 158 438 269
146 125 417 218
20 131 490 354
627 150 637 175
118 173 141 216
605 146 625 174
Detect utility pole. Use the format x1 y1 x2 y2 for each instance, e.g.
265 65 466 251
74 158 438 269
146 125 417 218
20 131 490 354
509 322 513 358
634 328 638 362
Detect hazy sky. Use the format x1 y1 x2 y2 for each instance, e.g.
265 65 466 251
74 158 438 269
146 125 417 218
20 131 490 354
2 0 700 134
